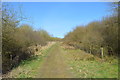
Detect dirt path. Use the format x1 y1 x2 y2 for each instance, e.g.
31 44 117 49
36 43 74 78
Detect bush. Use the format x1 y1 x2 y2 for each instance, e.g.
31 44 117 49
2 4 52 74
63 16 118 58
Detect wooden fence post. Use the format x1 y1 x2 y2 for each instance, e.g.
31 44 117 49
10 54 12 77
101 47 104 59
90 46 91 54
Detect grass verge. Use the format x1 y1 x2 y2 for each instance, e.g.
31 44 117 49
6 43 56 78
63 48 118 78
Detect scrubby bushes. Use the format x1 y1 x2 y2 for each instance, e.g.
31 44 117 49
63 3 118 58
2 4 51 74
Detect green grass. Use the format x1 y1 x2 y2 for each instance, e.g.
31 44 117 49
7 43 118 78
63 49 118 78
8 43 56 78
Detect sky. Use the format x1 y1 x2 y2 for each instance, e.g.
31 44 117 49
6 2 111 38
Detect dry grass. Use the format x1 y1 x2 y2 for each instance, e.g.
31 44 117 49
62 44 118 78
3 42 56 78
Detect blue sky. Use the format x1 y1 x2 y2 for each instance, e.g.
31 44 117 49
7 2 111 38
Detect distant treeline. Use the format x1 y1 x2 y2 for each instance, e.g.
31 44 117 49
63 3 118 58
2 4 61 74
